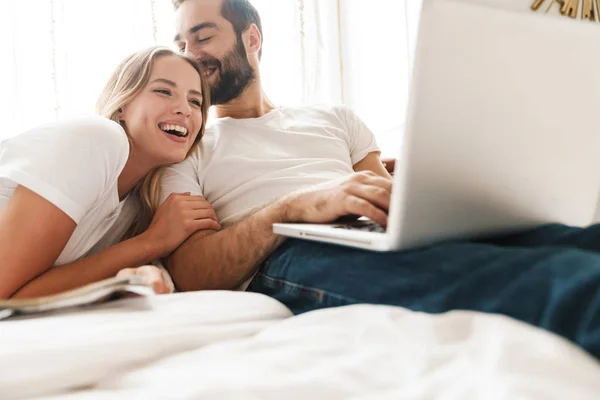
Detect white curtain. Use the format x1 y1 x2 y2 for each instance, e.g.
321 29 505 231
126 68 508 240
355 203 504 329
1 0 422 156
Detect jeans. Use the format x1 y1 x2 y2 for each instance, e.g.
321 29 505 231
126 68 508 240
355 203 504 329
247 224 600 359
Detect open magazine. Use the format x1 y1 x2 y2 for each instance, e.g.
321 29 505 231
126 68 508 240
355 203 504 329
0 275 156 321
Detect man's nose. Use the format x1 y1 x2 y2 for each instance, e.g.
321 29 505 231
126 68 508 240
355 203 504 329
184 46 206 62
184 48 194 59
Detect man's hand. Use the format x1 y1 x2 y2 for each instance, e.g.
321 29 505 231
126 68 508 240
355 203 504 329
280 171 392 226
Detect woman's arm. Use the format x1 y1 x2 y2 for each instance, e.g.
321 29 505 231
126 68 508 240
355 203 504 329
1 185 165 300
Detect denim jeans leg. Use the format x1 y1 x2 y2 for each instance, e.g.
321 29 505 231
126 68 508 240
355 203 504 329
247 238 600 359
481 223 600 252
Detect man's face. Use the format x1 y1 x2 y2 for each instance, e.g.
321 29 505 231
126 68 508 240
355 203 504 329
175 0 255 105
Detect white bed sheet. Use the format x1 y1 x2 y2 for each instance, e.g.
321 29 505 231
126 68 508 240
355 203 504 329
0 291 292 399
6 296 599 400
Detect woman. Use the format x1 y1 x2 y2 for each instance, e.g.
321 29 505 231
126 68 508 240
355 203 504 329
0 46 219 299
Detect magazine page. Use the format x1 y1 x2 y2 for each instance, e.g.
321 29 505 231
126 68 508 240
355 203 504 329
0 276 155 320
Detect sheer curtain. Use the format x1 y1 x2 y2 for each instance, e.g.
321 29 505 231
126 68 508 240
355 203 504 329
1 0 422 156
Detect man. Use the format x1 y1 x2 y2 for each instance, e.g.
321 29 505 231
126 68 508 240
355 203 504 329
163 0 600 359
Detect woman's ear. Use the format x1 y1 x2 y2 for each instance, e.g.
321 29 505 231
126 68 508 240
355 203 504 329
117 107 125 124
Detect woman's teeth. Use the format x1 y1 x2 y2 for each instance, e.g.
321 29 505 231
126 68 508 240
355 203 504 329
159 123 188 137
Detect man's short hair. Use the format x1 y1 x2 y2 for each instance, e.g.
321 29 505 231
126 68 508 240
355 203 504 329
172 0 263 59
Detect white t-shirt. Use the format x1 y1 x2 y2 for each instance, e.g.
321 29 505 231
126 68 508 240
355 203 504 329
160 105 380 226
0 116 134 266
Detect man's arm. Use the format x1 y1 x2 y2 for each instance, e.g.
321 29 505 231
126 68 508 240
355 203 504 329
353 151 392 179
161 151 283 291
167 171 392 292
167 201 286 292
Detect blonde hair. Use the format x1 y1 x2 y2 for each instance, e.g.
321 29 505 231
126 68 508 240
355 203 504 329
96 46 210 240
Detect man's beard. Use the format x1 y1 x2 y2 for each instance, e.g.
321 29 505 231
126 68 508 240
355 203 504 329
202 37 256 105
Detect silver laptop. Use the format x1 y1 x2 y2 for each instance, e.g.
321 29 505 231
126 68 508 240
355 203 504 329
273 0 600 251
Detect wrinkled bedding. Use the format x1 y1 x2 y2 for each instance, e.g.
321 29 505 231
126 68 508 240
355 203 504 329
1 292 291 399
2 291 600 400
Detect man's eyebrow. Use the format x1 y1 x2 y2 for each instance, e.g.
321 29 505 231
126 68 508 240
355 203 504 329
150 78 203 98
174 22 218 42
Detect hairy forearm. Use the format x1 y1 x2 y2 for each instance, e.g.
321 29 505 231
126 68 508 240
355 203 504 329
168 200 288 292
11 234 164 300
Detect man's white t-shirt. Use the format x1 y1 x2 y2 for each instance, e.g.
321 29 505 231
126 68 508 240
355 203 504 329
0 116 134 266
160 105 380 226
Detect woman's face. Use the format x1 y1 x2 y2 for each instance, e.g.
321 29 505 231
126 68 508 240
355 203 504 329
119 55 204 166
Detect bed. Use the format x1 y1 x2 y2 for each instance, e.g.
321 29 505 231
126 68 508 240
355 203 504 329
2 291 600 400
5 1 600 398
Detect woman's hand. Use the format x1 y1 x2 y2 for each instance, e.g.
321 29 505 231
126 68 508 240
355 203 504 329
143 192 221 257
116 265 174 294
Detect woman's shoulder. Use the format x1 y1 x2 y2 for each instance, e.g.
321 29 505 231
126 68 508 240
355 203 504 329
1 115 130 178
7 115 124 143
35 116 128 148
0 116 130 223
5 115 129 163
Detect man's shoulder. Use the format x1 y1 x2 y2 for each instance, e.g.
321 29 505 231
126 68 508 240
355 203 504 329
164 145 200 171
279 104 354 128
281 103 351 117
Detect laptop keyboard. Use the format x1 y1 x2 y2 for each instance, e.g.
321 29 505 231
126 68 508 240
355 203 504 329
333 220 387 233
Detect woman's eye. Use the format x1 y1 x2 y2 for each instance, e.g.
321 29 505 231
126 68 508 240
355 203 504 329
189 99 202 107
154 89 171 96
